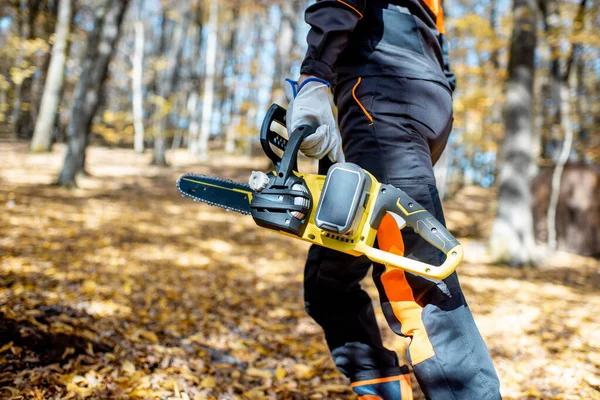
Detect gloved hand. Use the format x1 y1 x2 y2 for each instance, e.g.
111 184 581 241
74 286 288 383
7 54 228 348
285 77 344 163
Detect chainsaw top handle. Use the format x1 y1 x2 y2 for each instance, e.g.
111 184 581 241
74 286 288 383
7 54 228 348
260 104 289 168
260 103 316 183
273 124 315 186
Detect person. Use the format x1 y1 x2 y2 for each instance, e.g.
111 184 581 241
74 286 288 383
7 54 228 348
284 1 502 399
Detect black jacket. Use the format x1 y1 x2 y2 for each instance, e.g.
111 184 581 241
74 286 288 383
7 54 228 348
300 0 456 91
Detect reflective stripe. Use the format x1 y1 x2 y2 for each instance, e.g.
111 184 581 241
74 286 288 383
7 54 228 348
337 0 363 19
381 267 436 365
352 77 374 126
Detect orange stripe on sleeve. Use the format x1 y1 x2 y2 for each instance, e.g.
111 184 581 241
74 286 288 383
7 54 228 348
436 2 446 34
337 0 363 19
421 0 445 33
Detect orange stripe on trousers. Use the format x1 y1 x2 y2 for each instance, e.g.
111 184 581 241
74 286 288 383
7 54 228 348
353 374 413 400
377 215 435 366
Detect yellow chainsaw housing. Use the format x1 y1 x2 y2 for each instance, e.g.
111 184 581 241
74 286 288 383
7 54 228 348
278 170 463 280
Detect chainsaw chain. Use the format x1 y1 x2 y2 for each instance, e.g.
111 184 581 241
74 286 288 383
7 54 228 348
176 173 252 215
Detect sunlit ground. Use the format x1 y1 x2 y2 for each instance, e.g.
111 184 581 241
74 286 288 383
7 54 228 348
1 142 599 399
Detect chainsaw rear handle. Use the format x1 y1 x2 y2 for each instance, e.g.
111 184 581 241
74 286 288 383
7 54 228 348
359 243 463 280
367 184 463 278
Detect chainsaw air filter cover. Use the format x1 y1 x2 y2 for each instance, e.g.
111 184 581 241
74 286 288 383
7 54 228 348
315 163 372 236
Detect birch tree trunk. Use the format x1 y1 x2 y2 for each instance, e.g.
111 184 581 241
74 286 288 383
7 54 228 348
489 0 538 266
547 84 573 249
186 12 203 154
30 0 72 152
58 0 130 186
195 0 218 161
223 8 239 154
188 91 200 151
152 0 189 166
222 9 249 155
11 0 32 139
30 51 52 127
274 3 295 86
132 20 145 153
546 0 586 250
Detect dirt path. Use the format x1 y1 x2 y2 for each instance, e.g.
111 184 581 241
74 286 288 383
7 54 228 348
1 142 599 399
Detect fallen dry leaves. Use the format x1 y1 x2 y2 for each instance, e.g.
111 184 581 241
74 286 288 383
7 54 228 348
0 142 599 399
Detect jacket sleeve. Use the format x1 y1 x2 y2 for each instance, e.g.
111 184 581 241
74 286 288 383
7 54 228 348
300 0 365 84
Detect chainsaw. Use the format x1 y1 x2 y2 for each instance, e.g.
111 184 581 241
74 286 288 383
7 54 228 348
177 104 463 279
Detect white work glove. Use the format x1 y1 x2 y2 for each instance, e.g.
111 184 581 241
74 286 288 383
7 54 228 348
285 78 345 163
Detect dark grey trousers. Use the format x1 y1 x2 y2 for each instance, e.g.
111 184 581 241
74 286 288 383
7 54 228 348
304 76 502 399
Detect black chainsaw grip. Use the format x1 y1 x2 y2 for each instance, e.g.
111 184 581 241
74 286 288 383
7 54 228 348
260 104 289 167
370 185 460 255
273 124 316 186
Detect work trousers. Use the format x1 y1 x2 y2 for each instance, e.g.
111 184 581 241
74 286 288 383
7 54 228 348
304 76 501 399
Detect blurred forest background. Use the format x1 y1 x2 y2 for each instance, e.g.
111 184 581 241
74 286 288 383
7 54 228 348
1 0 599 399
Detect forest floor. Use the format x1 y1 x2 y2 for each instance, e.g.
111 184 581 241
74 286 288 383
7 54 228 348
1 141 599 400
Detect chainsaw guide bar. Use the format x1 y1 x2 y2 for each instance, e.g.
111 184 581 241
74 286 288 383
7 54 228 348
177 174 253 215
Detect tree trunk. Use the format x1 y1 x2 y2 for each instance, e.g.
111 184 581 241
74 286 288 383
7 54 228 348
30 51 52 128
223 8 239 154
31 0 72 153
546 0 586 250
547 83 573 249
489 0 500 69
0 83 7 132
151 0 189 166
188 91 201 152
532 164 600 256
11 0 33 139
274 3 295 87
195 0 218 161
186 15 203 154
133 20 145 153
58 0 130 186
221 8 248 155
489 0 538 266
152 135 169 165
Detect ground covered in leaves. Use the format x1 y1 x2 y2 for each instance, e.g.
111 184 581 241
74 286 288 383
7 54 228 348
1 142 599 399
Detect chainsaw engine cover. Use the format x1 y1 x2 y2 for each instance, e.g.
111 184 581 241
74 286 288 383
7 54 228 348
250 173 312 236
315 163 371 236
